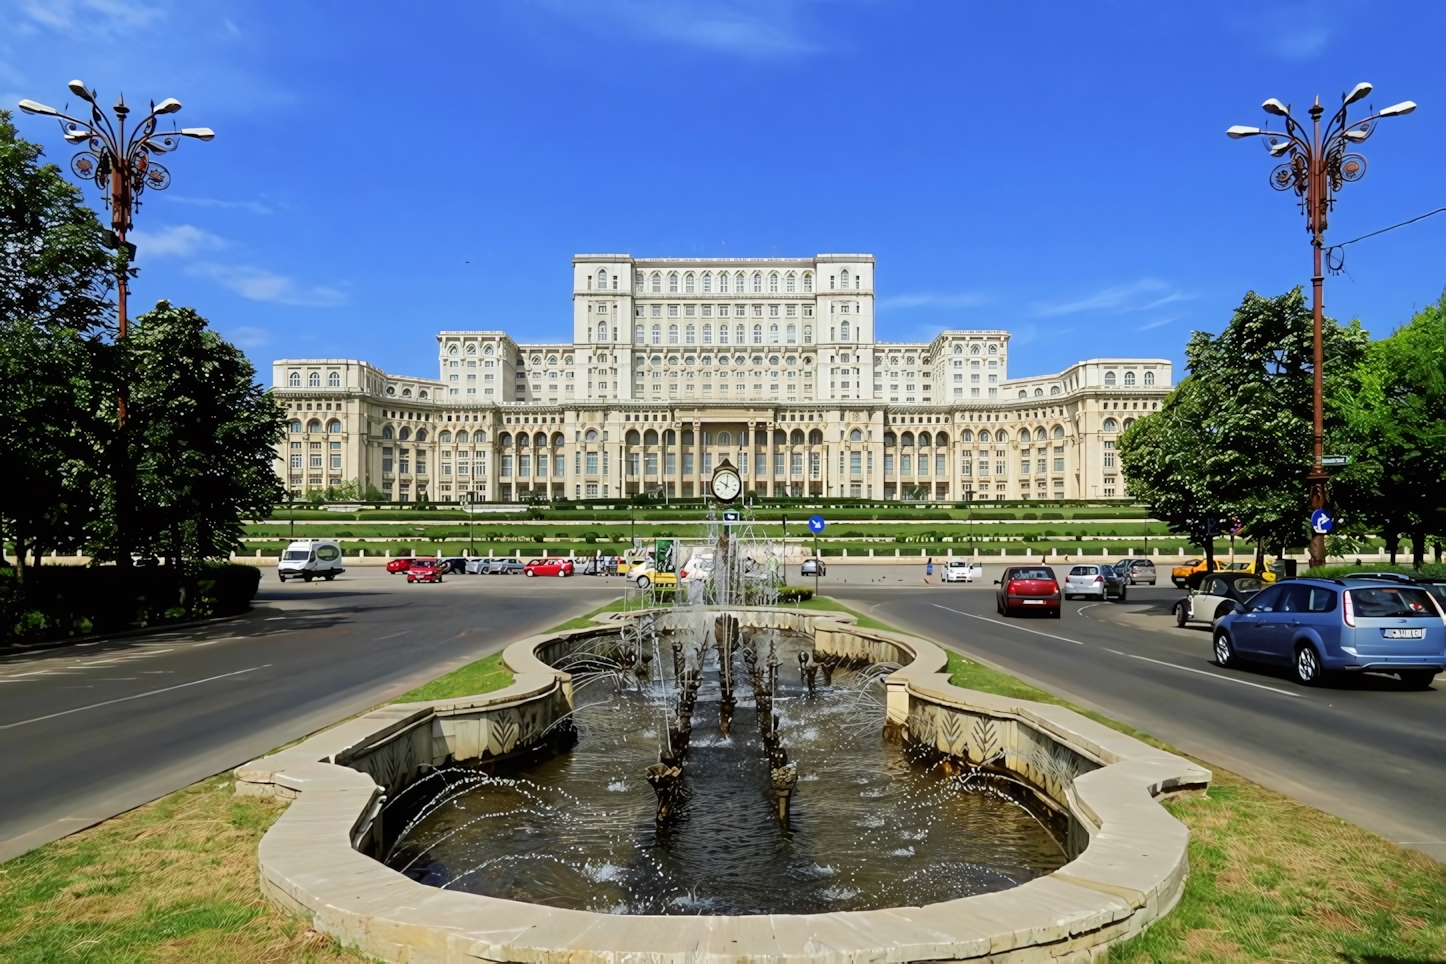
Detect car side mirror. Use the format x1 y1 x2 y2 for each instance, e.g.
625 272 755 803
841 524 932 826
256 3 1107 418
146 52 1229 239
993 579 1001 585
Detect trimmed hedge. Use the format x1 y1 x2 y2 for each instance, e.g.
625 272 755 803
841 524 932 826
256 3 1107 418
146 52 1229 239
777 586 814 603
1 563 262 645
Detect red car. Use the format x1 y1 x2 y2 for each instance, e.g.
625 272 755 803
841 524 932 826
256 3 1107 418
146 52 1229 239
523 557 574 578
995 566 1061 618
386 557 416 574
406 559 445 583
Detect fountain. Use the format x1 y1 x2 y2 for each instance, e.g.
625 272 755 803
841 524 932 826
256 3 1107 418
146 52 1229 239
237 505 1210 961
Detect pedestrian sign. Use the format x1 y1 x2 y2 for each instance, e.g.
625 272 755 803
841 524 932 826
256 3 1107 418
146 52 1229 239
1310 508 1334 535
807 515 826 534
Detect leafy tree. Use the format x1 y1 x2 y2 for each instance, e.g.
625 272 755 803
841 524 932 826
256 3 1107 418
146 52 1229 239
92 302 286 567
1333 294 1446 568
1120 288 1368 564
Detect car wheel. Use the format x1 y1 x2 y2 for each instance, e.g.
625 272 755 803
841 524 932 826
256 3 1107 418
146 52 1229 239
636 575 651 590
1293 644 1323 686
303 573 313 583
557 570 567 577
1175 602 1188 627
524 570 535 577
1118 588 1128 602
1051 609 1062 619
1213 631 1235 667
1398 669 1437 690
324 573 335 581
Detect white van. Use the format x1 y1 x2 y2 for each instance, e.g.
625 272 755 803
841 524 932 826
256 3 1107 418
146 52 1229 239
278 540 345 582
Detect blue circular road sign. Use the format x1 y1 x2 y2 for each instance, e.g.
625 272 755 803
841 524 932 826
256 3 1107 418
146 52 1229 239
807 515 826 534
1310 508 1334 534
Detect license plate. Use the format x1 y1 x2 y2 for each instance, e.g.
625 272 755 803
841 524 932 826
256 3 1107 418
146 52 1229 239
1023 599 1045 605
1383 628 1425 639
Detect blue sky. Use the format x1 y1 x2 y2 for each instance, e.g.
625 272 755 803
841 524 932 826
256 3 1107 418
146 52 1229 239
4 1 1443 385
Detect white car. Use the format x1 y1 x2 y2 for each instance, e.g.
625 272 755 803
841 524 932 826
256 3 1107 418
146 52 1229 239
941 560 983 583
277 540 344 583
1174 572 1266 627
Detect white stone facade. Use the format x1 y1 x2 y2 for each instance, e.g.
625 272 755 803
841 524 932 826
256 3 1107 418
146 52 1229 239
272 254 1171 502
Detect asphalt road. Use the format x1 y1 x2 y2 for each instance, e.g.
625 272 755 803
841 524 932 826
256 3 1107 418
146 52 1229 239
0 567 621 863
810 564 1446 860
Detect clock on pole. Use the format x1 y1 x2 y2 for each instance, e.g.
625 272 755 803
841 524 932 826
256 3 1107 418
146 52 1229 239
711 458 742 504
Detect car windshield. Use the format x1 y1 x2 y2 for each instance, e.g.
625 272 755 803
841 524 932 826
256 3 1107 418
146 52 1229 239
1232 576 1265 593
282 550 309 561
1349 587 1439 618
1011 569 1053 581
946 561 967 567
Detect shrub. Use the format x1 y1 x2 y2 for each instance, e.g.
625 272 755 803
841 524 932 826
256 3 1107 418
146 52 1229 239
777 586 814 603
532 534 545 543
1022 512 1038 520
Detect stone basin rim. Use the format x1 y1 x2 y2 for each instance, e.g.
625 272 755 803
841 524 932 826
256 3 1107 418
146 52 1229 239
237 606 1210 964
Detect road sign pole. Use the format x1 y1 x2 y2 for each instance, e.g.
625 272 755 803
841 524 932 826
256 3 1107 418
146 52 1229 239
814 531 819 596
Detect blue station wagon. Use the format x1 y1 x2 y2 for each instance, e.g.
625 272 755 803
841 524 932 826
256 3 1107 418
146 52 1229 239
1213 577 1446 688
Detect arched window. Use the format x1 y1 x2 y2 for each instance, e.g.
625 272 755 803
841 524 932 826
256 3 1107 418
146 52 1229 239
768 272 779 292
785 272 796 292
752 324 763 345
598 269 608 289
1144 371 1155 386
1050 385 1061 395
979 430 991 443
735 272 745 292
534 433 546 447
840 269 850 288
476 431 488 443
1034 387 1044 396
790 429 805 445
418 390 428 399
499 432 512 446
736 324 746 344
380 425 393 439
440 430 452 443
935 432 949 446
327 371 341 388
718 430 731 445
1053 425 1065 439
401 388 412 397
643 429 658 445
718 273 728 294
1016 429 1029 443
1124 371 1136 386
803 272 813 292
290 420 303 433
664 429 676 445
684 272 695 293
466 343 477 355
702 324 712 344
1103 418 1119 433
803 325 813 344
635 324 645 344
626 429 641 445
288 371 301 387
598 322 609 341
1033 427 1046 441
751 272 761 293
786 324 796 344
849 428 863 442
668 272 678 293
681 429 694 445
415 428 427 442
306 419 322 432
585 429 599 442
884 432 897 446
484 344 494 355
1104 371 1117 386
953 344 962 355
652 324 662 345
919 431 932 447
840 321 851 340
551 432 564 447
650 272 661 293
773 429 787 445
769 323 779 343
327 419 342 433
809 429 823 444
1123 418 1136 430
683 323 693 344
1019 390 1028 398
988 344 998 355
970 344 981 356
456 431 469 443
901 432 915 447
719 324 729 344
669 324 679 344
702 272 712 293
308 372 321 388
399 427 411 441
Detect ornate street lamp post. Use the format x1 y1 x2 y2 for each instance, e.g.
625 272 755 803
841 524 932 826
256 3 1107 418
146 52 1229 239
1227 83 1414 569
19 81 212 365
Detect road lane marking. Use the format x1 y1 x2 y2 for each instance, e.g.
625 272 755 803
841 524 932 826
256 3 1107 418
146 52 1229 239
1123 654 1302 698
931 606 1085 645
374 630 412 640
0 665 272 730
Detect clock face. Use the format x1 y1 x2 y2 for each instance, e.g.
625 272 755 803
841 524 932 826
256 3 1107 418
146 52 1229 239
712 469 742 502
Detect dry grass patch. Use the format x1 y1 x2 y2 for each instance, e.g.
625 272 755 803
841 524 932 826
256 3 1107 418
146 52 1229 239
0 775 362 964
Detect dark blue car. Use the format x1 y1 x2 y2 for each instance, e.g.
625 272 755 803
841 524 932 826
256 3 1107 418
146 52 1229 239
1213 577 1446 688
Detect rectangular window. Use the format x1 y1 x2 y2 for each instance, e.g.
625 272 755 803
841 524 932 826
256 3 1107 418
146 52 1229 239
810 452 820 478
703 452 713 473
1021 460 1031 474
627 454 640 476
1054 458 1065 472
552 455 563 477
586 452 599 474
683 453 694 474
309 454 322 469
575 451 582 474
291 454 303 470
739 452 748 474
519 455 530 478
867 451 873 474
441 463 452 476
645 453 658 475
961 459 972 476
458 463 469 475
501 455 512 477
665 452 677 474
1037 459 1047 474
1104 453 1116 468
996 461 1006 475
978 459 989 476
901 454 911 475
790 452 802 475
330 454 341 470
603 451 609 475
850 451 861 475
884 453 894 475
774 451 784 474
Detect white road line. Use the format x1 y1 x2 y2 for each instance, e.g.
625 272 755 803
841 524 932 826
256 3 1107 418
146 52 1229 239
374 630 412 640
0 664 272 730
1124 653 1303 698
931 605 1085 645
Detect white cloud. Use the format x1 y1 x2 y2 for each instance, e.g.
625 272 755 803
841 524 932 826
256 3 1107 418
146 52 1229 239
877 292 992 310
532 0 822 56
18 0 166 34
128 223 226 258
189 263 347 307
1136 316 1178 331
227 326 270 348
1033 279 1194 317
163 194 274 215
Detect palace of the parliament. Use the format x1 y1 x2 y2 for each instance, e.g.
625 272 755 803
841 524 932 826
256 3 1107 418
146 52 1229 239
273 254 1170 502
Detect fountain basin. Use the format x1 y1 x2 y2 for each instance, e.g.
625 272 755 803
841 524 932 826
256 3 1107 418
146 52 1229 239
237 609 1209 963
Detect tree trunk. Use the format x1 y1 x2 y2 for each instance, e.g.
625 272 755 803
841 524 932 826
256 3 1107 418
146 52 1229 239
1202 533 1215 575
1412 523 1426 570
1386 528 1399 565
1255 540 1265 569
1435 540 1443 565
13 534 27 585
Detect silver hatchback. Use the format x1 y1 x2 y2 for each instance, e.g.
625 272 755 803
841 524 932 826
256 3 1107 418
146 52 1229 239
1065 564 1128 601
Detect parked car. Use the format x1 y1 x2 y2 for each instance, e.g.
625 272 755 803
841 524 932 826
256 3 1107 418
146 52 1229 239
277 539 344 583
1112 558 1157 585
386 557 417 574
1173 571 1266 627
524 557 574 577
483 558 526 575
406 559 445 584
435 556 470 574
1212 576 1446 687
941 559 983 583
1171 557 1227 588
801 558 827 577
576 555 619 576
1224 558 1279 583
995 566 1061 617
631 567 677 590
1064 564 1129 601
